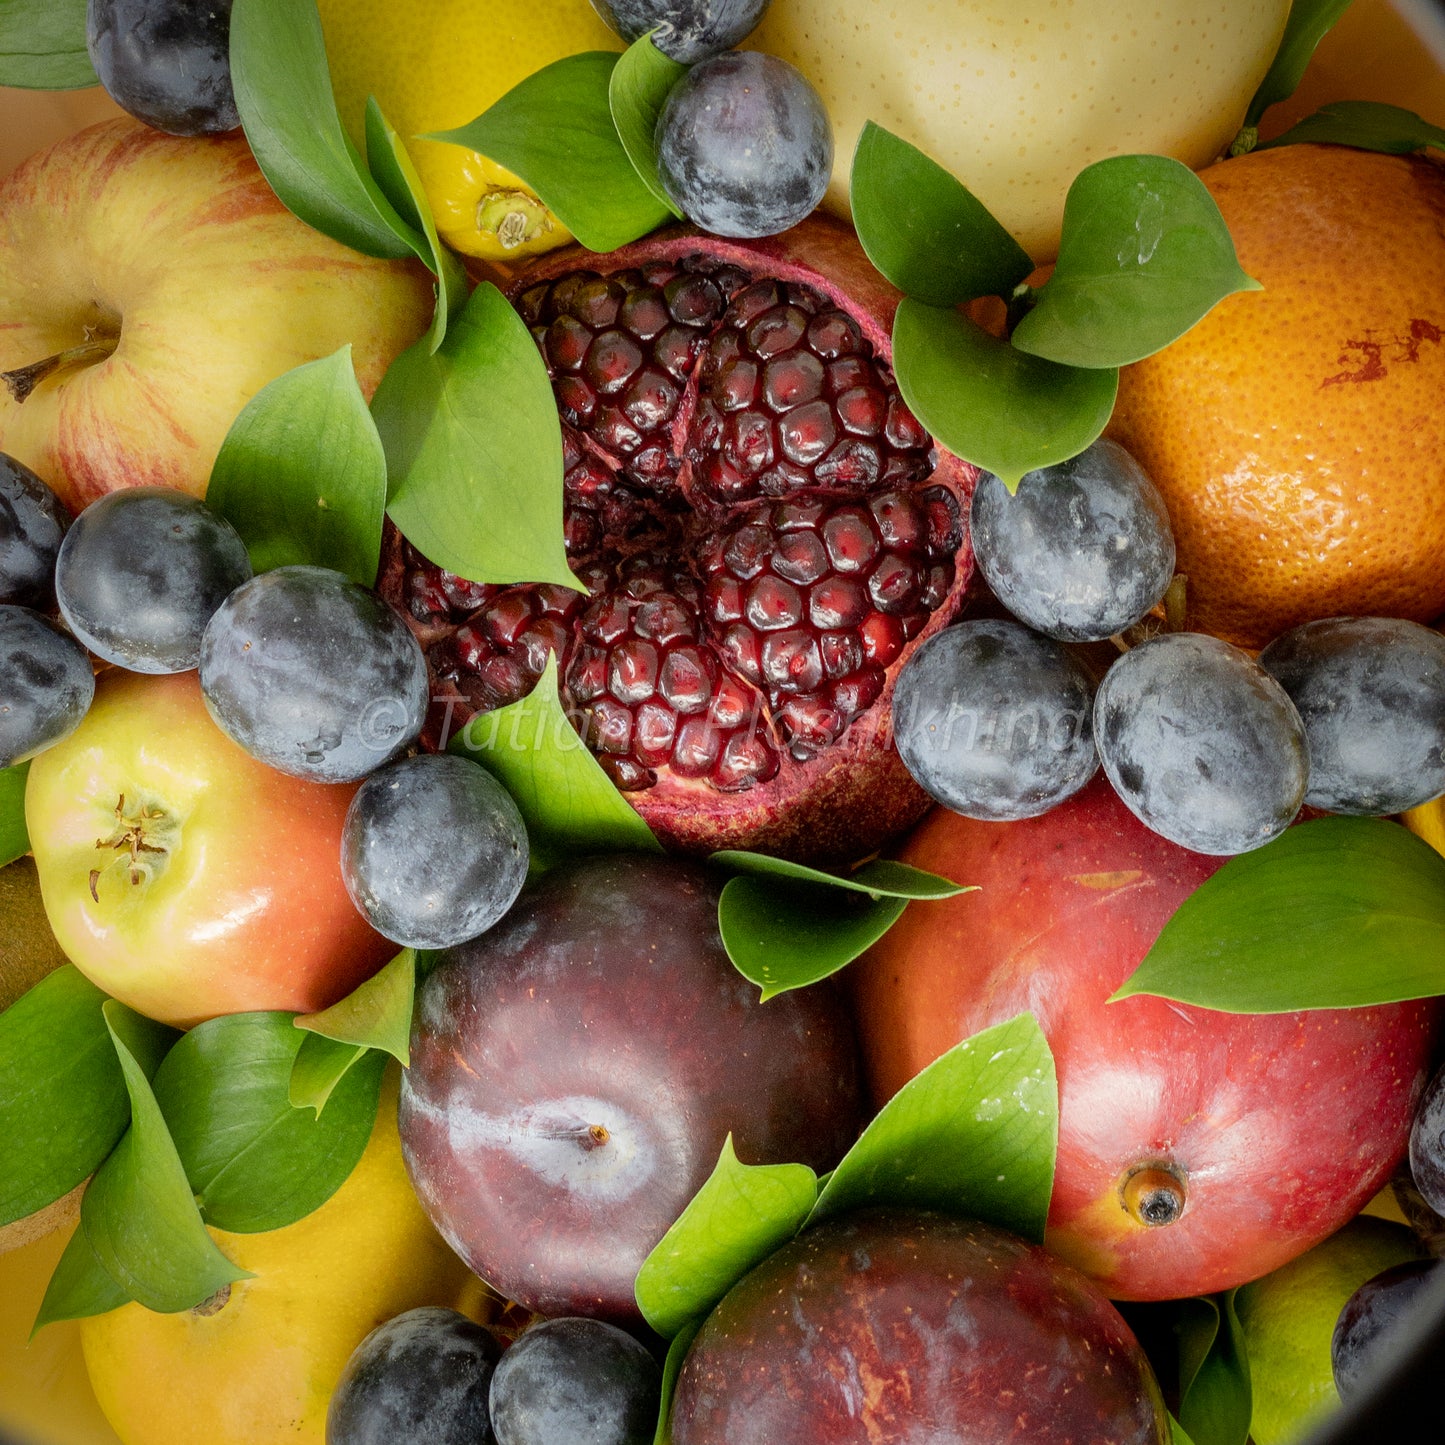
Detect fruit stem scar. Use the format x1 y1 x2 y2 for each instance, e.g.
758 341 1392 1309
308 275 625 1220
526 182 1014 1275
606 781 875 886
90 794 175 900
1120 1163 1187 1227
1 330 118 403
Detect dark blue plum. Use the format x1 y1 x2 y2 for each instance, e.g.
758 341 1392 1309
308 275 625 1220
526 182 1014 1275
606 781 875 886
1332 1258 1441 1401
969 439 1176 643
54 487 252 675
588 0 770 61
488 1317 661 1445
326 1307 502 1445
1259 616 1445 816
341 754 529 949
656 51 832 238
198 566 428 783
891 619 1098 821
0 454 70 609
1094 632 1308 855
1408 1061 1445 1217
87 0 238 137
0 606 94 767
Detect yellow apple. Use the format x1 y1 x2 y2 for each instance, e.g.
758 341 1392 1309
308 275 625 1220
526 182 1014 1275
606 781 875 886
749 0 1292 261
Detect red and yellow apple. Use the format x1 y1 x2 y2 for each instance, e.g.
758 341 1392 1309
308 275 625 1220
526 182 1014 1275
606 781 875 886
0 118 432 512
24 670 394 1028
851 780 1440 1300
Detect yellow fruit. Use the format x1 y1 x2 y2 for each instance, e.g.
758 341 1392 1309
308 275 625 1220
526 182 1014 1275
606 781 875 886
316 0 620 264
1404 796 1445 858
748 0 1291 262
1234 1216 1423 1445
80 1068 471 1445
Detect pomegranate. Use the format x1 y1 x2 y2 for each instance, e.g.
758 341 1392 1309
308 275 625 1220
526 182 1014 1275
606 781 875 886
381 217 978 860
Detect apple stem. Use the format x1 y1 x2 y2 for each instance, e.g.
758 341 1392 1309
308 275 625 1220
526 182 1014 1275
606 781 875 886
2 332 117 404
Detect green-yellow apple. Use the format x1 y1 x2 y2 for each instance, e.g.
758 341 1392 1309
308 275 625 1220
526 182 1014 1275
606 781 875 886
749 0 1291 261
25 669 394 1028
0 118 432 513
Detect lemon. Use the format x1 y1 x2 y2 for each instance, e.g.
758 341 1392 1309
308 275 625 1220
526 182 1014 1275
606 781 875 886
316 0 620 264
1404 797 1445 858
1234 1216 1424 1445
80 1067 473 1445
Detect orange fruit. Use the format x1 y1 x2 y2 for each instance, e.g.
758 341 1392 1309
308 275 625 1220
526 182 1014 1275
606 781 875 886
1107 144 1445 649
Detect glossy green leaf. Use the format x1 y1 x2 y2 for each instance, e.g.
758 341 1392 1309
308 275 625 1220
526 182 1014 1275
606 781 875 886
430 52 669 253
0 0 95 88
0 761 28 867
636 1135 817 1338
1010 155 1259 369
230 0 420 260
850 122 1034 307
610 34 687 216
1257 100 1445 156
653 1318 702 1445
447 654 661 867
1172 1415 1198 1445
374 280 580 590
83 1003 249 1314
151 1011 385 1234
207 348 389 587
32 1225 131 1334
1177 1291 1252 1445
1113 818 1445 1012
712 850 968 901
809 1012 1058 1242
0 968 174 1228
1245 0 1354 128
893 298 1118 491
288 1032 370 1116
295 949 415 1068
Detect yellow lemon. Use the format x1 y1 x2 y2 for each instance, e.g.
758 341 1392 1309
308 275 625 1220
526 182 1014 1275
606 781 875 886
1404 796 1445 858
749 0 1292 262
80 1068 472 1445
316 0 620 264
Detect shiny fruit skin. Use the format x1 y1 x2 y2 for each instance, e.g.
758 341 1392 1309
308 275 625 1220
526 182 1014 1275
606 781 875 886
25 670 394 1028
80 1069 474 1445
850 780 1440 1300
0 605 95 767
1108 146 1445 648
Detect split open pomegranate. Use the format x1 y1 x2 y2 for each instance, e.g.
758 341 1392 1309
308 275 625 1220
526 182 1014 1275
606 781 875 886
381 218 979 860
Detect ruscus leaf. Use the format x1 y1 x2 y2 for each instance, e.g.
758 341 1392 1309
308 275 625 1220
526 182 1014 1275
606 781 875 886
294 949 415 1067
1 761 29 867
609 34 687 217
1177 1291 1252 1445
1244 0 1354 128
31 1224 131 1334
0 0 95 88
653 1318 702 1445
1257 101 1445 156
711 850 968 901
289 1032 370 1116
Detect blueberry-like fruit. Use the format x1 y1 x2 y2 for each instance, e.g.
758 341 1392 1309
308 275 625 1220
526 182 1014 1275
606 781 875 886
656 51 832 238
0 606 95 767
326 1306 502 1445
54 487 252 675
341 754 529 949
589 0 771 61
1332 1258 1441 1400
1259 616 1445 816
969 439 1176 643
488 1318 661 1445
1409 1061 1445 1217
199 566 428 783
891 619 1098 821
87 0 238 137
1094 632 1308 854
0 454 70 609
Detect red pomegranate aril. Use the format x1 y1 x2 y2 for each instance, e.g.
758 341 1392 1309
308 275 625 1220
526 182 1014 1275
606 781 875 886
556 374 596 425
619 287 670 339
547 315 592 371
831 667 885 717
773 531 829 586
716 731 779 791
809 577 870 631
623 369 679 433
663 272 724 325
886 395 929 450
744 575 804 632
609 639 660 704
569 277 623 328
778 695 844 756
748 305 809 357
705 575 744 624
637 595 694 644
708 677 755 731
714 358 759 410
762 630 824 694
659 646 713 714
673 716 723 776
723 525 771 580
726 281 780 330
807 311 864 359
870 492 925 549
822 508 880 573
656 325 702 379
634 700 679 762
868 555 924 614
859 612 906 667
594 407 644 456
762 352 824 410
779 402 837 467
819 630 864 682
718 624 763 684
589 697 634 753
480 592 536 647
586 331 644 394
837 386 888 437
725 412 775 474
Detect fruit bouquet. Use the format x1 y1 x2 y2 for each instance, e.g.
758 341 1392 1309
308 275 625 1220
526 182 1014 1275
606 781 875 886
2 1 1444 1442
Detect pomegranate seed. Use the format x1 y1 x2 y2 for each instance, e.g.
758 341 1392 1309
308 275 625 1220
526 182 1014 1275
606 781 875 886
569 278 623 329
547 315 592 372
807 311 864 359
659 646 713 714
868 555 924 614
672 716 723 776
608 639 659 704
634 700 678 762
481 592 536 647
778 695 844 756
588 697 634 753
586 331 645 394
724 411 776 475
836 386 888 437
567 645 608 703
714 358 759 411
622 368 679 433
748 305 809 357
718 624 763 683
714 731 780 791
724 525 772 579
726 281 779 329
619 287 670 339
555 375 596 425
809 577 870 630
778 401 838 466
870 492 925 549
762 631 824 693
885 395 929 450
773 531 829 586
637 595 694 643
819 630 865 681
762 351 825 410
859 612 905 666
663 273 723 325
745 576 804 632
709 677 756 730
830 667 885 717
822 508 881 573
816 438 882 488
656 324 701 379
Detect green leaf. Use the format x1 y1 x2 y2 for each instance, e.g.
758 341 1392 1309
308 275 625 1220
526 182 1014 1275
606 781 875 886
230 0 420 260
295 948 415 1067
653 1318 702 1445
374 281 580 591
32 1225 131 1334
893 298 1118 491
206 347 389 587
712 851 968 901
1112 818 1445 1012
809 1012 1058 1242
1010 155 1260 369
1257 101 1445 156
0 968 175 1228
1171 1415 1199 1445
364 97 471 351
0 0 95 88
609 35 687 217
636 1135 817 1339
82 1003 249 1314
1177 1292 1252 1445
288 1032 370 1116
1245 0 1355 129
850 122 1034 307
430 52 670 253
151 1011 385 1234
447 655 661 867
0 761 29 867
